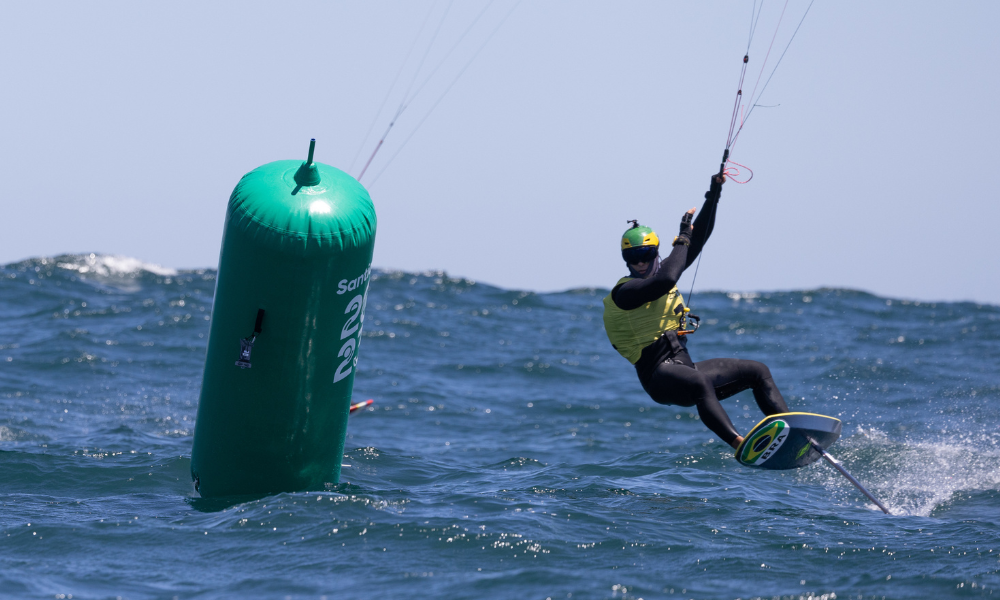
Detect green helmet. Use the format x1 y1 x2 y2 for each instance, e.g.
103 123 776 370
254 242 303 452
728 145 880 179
621 221 659 264
621 223 660 250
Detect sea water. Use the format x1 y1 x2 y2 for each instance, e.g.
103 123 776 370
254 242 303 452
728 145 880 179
2 254 999 599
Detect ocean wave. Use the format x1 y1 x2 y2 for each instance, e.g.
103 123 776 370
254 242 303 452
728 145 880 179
4 254 998 309
53 253 178 277
3 253 178 279
3 249 1000 597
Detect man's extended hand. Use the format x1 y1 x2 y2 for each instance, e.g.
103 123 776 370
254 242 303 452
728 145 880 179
707 173 726 199
673 208 696 246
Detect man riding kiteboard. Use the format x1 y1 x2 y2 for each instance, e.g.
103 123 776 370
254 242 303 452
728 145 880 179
602 174 789 449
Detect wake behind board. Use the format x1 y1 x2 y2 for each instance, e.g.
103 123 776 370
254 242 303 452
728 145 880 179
735 412 841 470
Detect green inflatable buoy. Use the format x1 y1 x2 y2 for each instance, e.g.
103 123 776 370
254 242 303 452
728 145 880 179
191 139 376 498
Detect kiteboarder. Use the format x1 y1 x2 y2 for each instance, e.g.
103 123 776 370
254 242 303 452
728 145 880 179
602 174 789 449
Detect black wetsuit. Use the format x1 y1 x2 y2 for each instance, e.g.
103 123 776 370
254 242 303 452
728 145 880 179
610 177 789 446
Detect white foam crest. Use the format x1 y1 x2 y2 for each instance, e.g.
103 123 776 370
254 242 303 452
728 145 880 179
806 428 1000 517
55 253 177 277
892 435 1000 517
726 291 761 301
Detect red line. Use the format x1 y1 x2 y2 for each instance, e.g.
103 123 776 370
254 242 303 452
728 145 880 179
357 139 385 181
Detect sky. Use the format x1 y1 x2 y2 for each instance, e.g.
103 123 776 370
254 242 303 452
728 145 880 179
1 1 997 304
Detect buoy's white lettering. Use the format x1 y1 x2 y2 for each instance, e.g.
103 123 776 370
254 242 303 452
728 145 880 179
341 295 362 340
333 338 356 383
334 286 369 384
337 265 371 295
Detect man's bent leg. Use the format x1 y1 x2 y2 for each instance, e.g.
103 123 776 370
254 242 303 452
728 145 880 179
642 361 741 446
694 358 789 415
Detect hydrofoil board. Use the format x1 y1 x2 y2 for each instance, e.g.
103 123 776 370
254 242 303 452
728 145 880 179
735 412 841 470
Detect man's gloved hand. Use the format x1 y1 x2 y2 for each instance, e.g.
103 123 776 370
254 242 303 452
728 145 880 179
673 209 695 246
706 173 726 200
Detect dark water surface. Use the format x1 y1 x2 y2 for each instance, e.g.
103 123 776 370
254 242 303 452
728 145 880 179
2 254 999 599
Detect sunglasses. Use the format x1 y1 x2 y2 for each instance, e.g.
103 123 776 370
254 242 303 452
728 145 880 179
622 245 658 265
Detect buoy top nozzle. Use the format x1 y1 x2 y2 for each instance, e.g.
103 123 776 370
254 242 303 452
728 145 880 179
294 138 321 187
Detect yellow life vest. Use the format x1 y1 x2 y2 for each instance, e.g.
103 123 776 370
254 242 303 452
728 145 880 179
602 277 686 364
